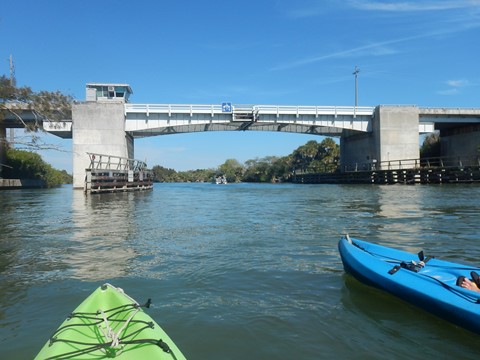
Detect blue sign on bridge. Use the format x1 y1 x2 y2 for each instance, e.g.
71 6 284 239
222 102 232 113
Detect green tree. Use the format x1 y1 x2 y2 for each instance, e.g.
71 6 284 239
269 156 293 182
0 74 73 177
316 138 340 172
218 158 244 183
152 165 216 183
420 132 441 158
292 140 319 173
0 75 72 132
152 165 178 182
3 148 69 187
291 139 340 174
243 156 285 183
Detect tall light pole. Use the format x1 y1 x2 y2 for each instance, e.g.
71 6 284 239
353 65 359 108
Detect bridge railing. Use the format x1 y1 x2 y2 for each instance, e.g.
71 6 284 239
125 103 375 117
86 152 149 171
254 105 374 117
125 104 225 116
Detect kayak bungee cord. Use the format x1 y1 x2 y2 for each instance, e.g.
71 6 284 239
44 301 179 360
42 338 175 360
48 305 153 337
98 305 140 349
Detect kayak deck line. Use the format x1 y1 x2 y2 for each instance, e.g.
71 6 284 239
346 234 432 270
345 234 480 274
47 306 169 358
35 283 186 360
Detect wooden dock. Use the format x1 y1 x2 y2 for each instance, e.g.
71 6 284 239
293 156 480 185
84 153 153 193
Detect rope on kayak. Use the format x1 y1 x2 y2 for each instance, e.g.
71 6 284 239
44 301 179 359
98 304 142 350
42 338 176 360
48 304 154 339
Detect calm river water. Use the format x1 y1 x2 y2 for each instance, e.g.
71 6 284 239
1 183 480 359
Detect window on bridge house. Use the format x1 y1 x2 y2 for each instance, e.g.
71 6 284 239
87 83 132 102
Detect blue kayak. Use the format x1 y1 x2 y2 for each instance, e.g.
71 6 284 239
338 235 480 334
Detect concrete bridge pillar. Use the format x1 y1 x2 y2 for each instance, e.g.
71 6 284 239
72 102 133 188
341 105 419 171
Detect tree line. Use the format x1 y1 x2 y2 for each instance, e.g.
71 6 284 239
3 148 72 186
152 138 340 183
153 134 442 184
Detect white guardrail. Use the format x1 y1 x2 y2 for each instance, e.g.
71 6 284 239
125 104 375 117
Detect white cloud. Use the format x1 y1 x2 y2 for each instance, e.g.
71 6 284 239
270 34 421 71
348 0 480 12
271 19 479 72
273 1 480 72
284 0 480 18
446 79 469 87
438 79 470 95
438 88 460 95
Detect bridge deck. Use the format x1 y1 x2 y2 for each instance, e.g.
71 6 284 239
22 104 480 139
123 104 375 137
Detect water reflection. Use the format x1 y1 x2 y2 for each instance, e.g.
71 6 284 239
0 188 149 296
66 190 142 280
0 189 71 324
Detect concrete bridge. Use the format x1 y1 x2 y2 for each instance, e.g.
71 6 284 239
3 83 480 188
46 103 440 138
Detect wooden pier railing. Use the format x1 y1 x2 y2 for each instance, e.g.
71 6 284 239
293 156 480 184
84 153 153 193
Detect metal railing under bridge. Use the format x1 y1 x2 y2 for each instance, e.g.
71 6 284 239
343 155 480 172
86 153 149 171
84 153 153 194
294 156 480 184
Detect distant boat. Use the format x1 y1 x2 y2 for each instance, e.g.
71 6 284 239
213 174 227 185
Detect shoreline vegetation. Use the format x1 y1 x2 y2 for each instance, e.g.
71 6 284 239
1 138 339 188
1 148 72 188
152 138 339 184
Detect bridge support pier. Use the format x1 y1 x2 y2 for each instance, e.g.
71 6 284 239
72 102 133 189
341 106 419 171
440 130 480 165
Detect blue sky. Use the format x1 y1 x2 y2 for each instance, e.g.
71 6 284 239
3 0 480 172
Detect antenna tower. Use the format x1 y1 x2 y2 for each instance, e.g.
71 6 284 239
9 55 15 144
9 54 16 86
